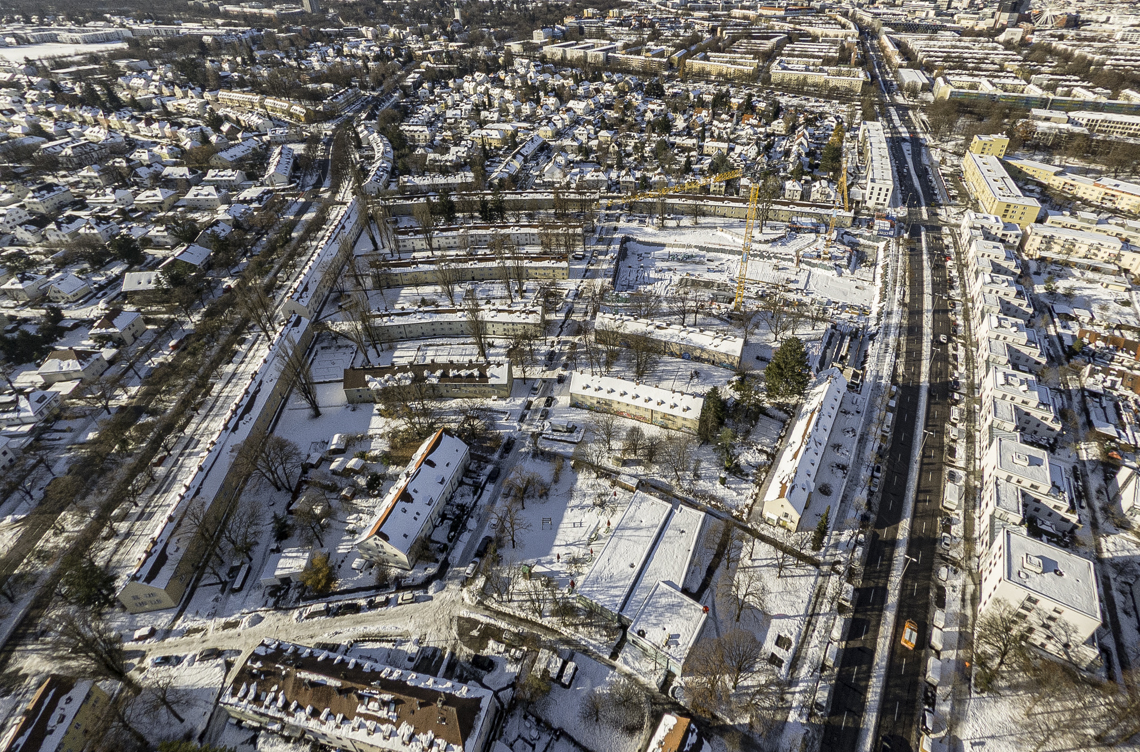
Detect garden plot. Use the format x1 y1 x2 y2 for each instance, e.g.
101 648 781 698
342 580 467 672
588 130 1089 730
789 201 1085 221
532 653 648 752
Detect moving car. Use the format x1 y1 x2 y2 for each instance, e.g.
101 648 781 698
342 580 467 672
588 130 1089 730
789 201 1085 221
901 620 918 650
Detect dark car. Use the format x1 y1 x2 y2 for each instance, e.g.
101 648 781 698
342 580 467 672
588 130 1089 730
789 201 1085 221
197 647 223 661
476 535 494 557
338 601 363 615
470 654 495 671
544 396 555 407
488 466 501 482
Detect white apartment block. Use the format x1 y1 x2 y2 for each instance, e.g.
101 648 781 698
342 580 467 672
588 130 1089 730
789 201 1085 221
760 368 848 530
357 430 469 570
859 121 895 210
979 528 1100 668
369 303 544 343
981 437 1077 540
980 366 1062 443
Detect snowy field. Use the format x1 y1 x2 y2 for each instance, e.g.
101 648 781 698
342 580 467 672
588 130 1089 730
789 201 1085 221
0 41 128 62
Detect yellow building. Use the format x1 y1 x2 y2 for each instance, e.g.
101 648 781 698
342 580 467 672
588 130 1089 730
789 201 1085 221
0 677 109 752
968 134 1010 158
963 152 1041 229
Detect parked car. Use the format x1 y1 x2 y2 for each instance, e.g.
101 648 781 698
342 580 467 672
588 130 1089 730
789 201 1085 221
197 648 222 661
470 654 495 672
398 591 416 605
465 560 480 578
151 654 183 667
488 466 501 482
476 536 495 557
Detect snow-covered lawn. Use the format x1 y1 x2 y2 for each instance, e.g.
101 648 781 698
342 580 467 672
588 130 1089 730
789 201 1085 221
532 653 646 752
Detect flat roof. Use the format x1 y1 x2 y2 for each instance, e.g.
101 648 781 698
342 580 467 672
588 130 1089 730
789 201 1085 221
622 503 706 619
628 580 708 668
595 312 745 361
577 491 672 616
967 153 1041 208
999 528 1100 620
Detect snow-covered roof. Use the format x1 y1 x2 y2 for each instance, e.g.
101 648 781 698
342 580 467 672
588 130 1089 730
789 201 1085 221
221 639 495 752
595 312 744 362
622 503 705 620
996 528 1100 621
628 580 707 670
0 676 97 752
761 367 847 517
357 430 468 558
569 373 703 422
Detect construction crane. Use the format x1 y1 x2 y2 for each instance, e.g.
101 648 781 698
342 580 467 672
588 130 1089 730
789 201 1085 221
824 152 852 252
626 169 742 203
733 181 761 312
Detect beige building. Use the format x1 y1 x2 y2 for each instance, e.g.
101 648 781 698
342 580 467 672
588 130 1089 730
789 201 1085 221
962 152 1041 228
979 528 1100 667
1007 158 1140 215
980 366 1062 442
968 134 1010 158
368 303 544 344
570 372 704 433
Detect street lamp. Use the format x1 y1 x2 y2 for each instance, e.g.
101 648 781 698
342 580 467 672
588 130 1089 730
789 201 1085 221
920 429 935 456
901 553 918 576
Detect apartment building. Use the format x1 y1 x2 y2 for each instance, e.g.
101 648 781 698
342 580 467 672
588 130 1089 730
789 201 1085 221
771 62 868 93
1007 158 1140 215
976 314 1046 372
859 121 895 210
1022 222 1125 269
979 528 1100 668
968 134 1010 158
981 437 1077 540
963 152 1041 228
343 361 512 403
980 366 1062 443
0 677 110 752
1067 110 1140 138
570 373 703 433
759 368 848 530
357 429 469 569
369 304 544 343
220 640 498 752
594 312 745 370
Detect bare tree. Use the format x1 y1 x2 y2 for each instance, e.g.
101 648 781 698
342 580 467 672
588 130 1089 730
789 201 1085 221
622 425 645 459
507 331 538 382
658 432 697 486
463 289 487 359
413 201 436 256
757 174 781 233
221 494 263 562
503 469 551 510
592 413 620 453
758 295 792 343
719 564 767 622
234 435 302 492
280 335 321 417
770 526 811 578
341 292 376 366
974 601 1030 690
375 380 442 439
293 488 335 547
493 499 532 549
435 260 460 306
234 280 277 339
627 291 661 320
627 332 660 381
718 629 765 690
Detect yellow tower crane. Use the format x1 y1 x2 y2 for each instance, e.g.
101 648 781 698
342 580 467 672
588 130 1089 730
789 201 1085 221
733 182 762 312
824 153 852 251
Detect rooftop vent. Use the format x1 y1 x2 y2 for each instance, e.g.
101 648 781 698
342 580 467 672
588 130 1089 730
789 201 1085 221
1023 553 1044 574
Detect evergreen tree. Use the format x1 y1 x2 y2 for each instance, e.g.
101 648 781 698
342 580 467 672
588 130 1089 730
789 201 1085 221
766 337 810 406
697 386 727 443
812 506 831 551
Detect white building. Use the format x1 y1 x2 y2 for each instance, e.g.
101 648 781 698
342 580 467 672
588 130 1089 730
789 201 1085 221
263 145 294 187
46 273 91 304
981 437 1077 541
37 348 109 385
760 368 847 530
859 121 894 210
90 309 147 346
357 430 469 570
979 366 1062 443
594 312 745 370
979 528 1100 667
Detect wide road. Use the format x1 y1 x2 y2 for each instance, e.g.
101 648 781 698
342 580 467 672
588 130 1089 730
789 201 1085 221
821 82 954 747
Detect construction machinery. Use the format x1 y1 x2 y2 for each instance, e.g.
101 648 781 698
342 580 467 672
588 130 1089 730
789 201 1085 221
824 151 851 251
733 181 762 312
